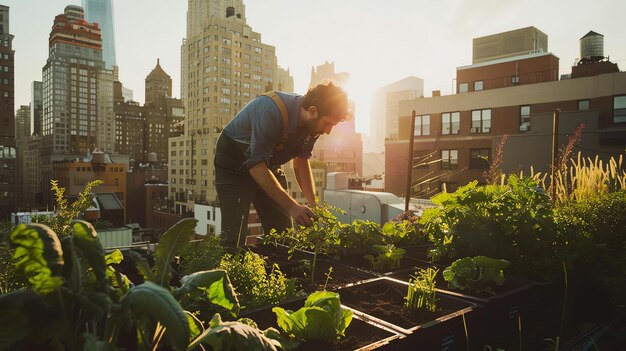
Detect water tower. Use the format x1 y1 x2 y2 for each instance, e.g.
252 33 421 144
579 31 604 63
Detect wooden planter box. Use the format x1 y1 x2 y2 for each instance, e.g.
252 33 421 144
240 297 403 350
336 277 477 350
388 262 536 349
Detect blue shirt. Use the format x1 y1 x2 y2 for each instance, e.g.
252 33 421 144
222 92 316 170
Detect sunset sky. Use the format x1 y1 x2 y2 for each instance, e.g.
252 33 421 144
4 0 626 139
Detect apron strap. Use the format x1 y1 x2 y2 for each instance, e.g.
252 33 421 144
261 91 289 150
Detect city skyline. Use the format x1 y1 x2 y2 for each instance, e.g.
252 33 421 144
3 0 626 141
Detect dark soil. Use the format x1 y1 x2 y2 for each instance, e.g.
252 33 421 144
338 279 473 330
336 254 424 275
241 299 396 351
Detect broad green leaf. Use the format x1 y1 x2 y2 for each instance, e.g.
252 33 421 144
173 269 240 315
185 311 203 341
71 220 106 291
105 250 124 265
123 250 156 283
122 281 189 350
9 223 64 294
274 306 335 342
188 313 281 351
154 218 198 287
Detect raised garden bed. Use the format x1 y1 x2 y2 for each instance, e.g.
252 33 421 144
240 297 403 350
337 277 477 350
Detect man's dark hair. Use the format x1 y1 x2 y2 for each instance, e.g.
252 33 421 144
302 81 352 121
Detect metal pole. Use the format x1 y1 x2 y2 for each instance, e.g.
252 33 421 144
405 110 416 212
551 109 560 202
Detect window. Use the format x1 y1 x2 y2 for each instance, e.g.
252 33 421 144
470 148 491 169
615 96 626 123
471 109 491 133
474 81 484 91
441 149 458 169
440 182 458 193
511 75 520 85
520 105 530 132
459 83 468 93
442 112 460 135
414 115 430 136
578 100 589 111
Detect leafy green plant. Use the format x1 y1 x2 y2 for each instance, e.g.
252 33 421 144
364 244 405 270
265 202 345 284
442 256 510 295
405 267 438 312
272 291 353 343
0 219 240 351
178 235 225 276
219 250 299 310
420 175 557 278
187 313 294 351
336 219 382 257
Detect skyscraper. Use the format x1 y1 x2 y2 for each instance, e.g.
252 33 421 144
145 59 172 107
42 5 113 156
82 0 116 69
31 81 42 135
0 5 16 218
171 0 292 219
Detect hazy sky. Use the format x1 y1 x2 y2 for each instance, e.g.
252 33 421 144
4 0 626 141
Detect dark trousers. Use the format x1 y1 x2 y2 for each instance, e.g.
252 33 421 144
214 133 292 247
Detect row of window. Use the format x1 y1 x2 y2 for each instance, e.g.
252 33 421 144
414 96 625 137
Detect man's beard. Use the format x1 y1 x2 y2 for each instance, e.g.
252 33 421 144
305 118 321 138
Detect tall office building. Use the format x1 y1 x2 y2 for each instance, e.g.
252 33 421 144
82 0 116 69
0 5 16 218
31 81 43 135
15 105 30 145
145 59 172 106
170 0 292 217
35 5 115 206
42 5 114 155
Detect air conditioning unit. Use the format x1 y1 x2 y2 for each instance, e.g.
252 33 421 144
470 127 479 133
519 124 530 132
484 127 491 133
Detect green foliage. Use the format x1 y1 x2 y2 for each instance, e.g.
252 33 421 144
421 176 558 278
9 223 64 294
187 313 293 351
154 218 198 287
265 202 345 283
219 251 299 310
0 238 27 293
178 235 224 276
337 220 381 256
405 267 438 312
364 244 405 270
0 220 241 351
123 281 190 350
442 256 510 295
173 270 240 316
555 190 626 269
36 179 103 238
273 291 353 343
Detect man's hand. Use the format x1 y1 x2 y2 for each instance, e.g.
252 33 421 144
288 203 317 227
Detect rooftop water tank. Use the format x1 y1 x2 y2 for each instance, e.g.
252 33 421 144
580 31 604 60
148 152 157 163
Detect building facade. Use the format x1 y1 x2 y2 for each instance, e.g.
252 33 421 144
386 28 626 199
0 5 15 218
42 5 114 156
114 61 184 165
